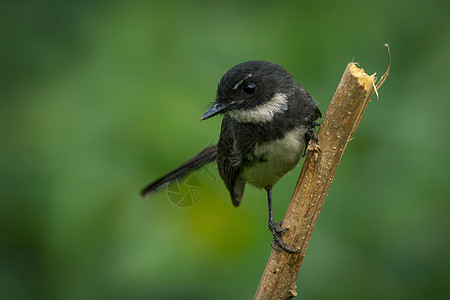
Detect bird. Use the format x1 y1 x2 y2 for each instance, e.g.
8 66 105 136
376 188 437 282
141 60 321 252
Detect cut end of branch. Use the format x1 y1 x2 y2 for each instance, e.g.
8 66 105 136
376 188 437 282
348 63 376 92
344 63 375 138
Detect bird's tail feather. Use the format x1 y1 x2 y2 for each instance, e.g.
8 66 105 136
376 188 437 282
140 144 217 196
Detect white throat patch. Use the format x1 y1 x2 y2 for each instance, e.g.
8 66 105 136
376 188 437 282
228 93 288 123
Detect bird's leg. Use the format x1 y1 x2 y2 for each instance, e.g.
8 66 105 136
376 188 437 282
265 185 298 253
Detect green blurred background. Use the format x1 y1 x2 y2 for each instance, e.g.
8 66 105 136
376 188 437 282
1 0 449 299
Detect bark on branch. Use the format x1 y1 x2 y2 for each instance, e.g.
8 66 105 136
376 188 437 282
254 63 376 300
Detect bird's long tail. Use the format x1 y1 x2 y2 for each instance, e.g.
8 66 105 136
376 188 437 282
140 144 218 197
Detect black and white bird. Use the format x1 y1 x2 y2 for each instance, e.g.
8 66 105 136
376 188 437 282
141 60 321 252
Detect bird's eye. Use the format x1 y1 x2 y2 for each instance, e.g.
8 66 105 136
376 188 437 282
243 82 257 95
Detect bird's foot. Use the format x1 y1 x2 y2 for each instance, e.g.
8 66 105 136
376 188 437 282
305 127 319 143
304 124 320 155
269 221 298 253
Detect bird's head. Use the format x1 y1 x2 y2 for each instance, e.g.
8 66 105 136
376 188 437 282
201 60 297 122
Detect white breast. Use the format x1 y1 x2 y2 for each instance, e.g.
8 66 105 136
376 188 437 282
242 127 307 188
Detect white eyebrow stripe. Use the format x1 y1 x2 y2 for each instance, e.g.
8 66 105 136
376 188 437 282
228 93 288 123
232 74 252 90
233 79 244 90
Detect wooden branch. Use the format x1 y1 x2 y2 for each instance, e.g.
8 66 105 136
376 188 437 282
254 63 376 300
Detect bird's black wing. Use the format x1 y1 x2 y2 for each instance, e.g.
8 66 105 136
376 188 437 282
217 116 246 207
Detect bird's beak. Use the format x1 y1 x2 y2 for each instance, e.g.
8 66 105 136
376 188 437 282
201 101 234 121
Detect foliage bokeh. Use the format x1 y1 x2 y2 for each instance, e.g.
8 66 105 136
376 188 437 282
1 0 449 299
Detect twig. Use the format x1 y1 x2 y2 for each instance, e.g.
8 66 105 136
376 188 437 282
254 62 378 300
